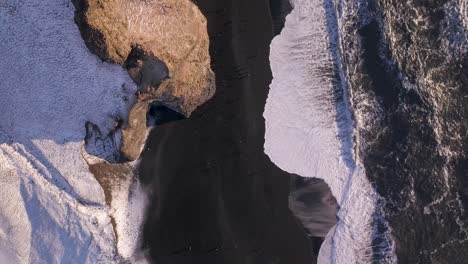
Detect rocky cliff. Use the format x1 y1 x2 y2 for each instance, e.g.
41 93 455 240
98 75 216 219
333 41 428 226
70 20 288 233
73 0 215 161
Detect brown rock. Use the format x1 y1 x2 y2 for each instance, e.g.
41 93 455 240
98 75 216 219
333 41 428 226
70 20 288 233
73 0 215 114
120 101 149 161
73 0 215 161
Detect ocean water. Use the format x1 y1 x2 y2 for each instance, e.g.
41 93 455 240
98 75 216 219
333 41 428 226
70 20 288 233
264 0 396 262
266 0 468 262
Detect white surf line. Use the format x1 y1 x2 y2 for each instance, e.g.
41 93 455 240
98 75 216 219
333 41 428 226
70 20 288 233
264 0 397 262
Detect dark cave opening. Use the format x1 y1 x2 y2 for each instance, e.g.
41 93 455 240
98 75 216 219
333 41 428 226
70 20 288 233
146 102 186 127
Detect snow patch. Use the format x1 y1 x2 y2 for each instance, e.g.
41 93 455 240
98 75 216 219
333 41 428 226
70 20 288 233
0 0 146 262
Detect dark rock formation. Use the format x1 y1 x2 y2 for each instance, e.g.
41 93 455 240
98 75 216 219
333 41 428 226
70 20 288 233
125 45 169 92
147 102 186 127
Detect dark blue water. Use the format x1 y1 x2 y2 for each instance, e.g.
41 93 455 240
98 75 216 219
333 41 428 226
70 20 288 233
338 0 468 262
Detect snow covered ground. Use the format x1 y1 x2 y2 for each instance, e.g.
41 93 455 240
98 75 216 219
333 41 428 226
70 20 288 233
263 0 396 263
0 0 145 262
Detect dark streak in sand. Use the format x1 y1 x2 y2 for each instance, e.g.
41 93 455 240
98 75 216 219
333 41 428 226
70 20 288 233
137 0 336 263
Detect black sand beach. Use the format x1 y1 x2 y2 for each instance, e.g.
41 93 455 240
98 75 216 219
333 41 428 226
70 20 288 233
138 0 336 263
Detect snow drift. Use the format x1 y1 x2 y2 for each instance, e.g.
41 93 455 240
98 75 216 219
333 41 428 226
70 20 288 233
0 0 146 262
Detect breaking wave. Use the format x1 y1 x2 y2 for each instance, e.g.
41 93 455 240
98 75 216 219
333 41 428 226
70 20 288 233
264 0 397 262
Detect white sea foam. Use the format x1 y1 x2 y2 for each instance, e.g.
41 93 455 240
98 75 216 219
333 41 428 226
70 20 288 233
0 0 146 262
264 0 396 262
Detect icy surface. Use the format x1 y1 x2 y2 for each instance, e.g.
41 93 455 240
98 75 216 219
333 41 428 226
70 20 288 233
0 0 144 262
264 0 396 262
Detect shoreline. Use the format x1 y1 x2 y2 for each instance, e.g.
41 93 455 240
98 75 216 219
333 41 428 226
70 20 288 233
137 0 336 263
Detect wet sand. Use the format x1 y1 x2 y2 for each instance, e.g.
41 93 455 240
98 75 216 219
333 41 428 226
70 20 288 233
137 0 334 263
